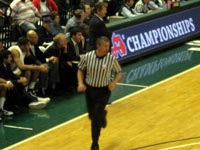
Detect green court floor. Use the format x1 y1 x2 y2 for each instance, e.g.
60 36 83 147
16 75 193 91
1 38 200 149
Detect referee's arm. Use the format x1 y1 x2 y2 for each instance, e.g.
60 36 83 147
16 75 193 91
108 71 121 91
77 69 86 92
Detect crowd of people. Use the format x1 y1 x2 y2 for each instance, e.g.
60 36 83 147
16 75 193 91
0 0 190 149
0 0 112 120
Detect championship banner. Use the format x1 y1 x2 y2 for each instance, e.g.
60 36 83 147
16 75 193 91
111 6 200 62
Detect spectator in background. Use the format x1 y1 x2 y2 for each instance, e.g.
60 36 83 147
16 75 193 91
80 23 89 51
119 0 143 18
87 2 112 52
9 0 42 33
148 0 166 10
8 37 48 96
67 27 84 62
80 3 92 25
134 0 151 14
65 9 85 33
50 13 64 36
26 30 47 64
36 17 54 46
32 0 59 17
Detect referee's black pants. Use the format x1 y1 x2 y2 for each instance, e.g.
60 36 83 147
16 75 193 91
85 85 111 145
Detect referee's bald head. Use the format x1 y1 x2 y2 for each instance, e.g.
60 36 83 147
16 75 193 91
96 36 110 46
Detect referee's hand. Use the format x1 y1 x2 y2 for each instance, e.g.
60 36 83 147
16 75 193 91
108 81 116 91
77 83 87 92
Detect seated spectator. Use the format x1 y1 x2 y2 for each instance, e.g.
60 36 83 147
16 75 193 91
65 27 85 88
67 27 85 62
64 9 85 33
134 0 152 14
50 13 64 36
26 30 50 96
32 0 59 17
79 23 89 51
119 0 143 18
44 33 68 90
27 30 47 64
9 0 42 33
80 3 92 25
148 0 166 10
36 17 54 46
8 37 49 98
0 50 49 116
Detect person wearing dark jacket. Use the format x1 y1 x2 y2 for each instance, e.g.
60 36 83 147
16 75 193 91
36 17 54 46
87 2 112 52
26 30 46 64
0 50 48 116
65 27 85 89
67 27 84 61
26 30 50 95
44 33 68 90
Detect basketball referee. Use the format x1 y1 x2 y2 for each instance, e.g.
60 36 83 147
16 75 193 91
77 36 121 150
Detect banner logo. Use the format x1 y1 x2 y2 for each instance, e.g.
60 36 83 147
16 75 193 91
111 33 127 59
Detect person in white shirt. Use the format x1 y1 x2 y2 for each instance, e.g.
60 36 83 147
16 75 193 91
149 0 166 10
119 0 143 18
134 0 151 13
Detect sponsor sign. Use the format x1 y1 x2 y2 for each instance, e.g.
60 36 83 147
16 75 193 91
111 6 200 61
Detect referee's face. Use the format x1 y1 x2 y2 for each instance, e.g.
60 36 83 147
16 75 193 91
97 41 110 56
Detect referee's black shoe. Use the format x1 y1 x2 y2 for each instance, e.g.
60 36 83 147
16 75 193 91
91 143 99 150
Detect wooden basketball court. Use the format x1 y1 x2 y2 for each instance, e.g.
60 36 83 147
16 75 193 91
3 65 200 150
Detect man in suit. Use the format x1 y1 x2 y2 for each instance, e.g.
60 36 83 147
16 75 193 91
87 2 112 52
65 27 85 89
26 30 46 64
44 33 68 90
26 30 52 96
67 27 84 62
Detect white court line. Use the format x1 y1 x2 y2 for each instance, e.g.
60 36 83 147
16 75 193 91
4 125 33 131
3 64 200 150
117 83 148 88
2 114 87 150
159 141 200 150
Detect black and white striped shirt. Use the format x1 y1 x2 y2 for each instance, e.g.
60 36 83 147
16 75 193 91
78 50 121 87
